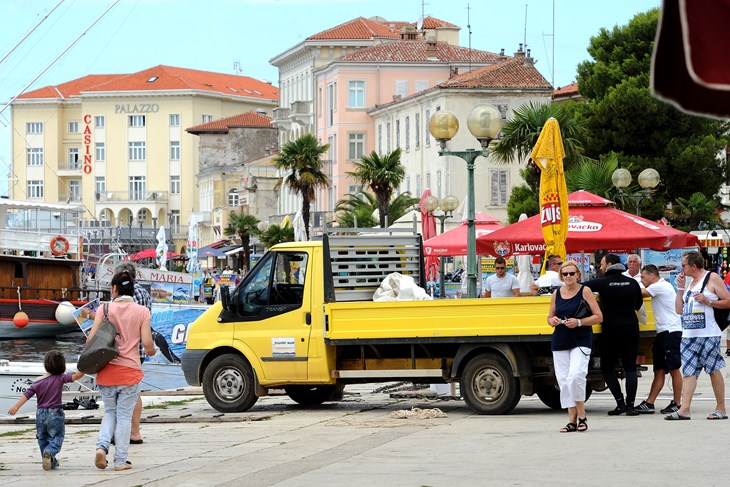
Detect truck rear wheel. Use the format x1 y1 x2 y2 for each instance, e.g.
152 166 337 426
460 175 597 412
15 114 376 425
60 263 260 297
284 385 343 406
202 354 258 413
461 353 520 415
537 385 593 410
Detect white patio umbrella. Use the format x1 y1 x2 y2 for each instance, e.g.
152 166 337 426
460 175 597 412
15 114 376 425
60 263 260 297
515 213 534 293
292 209 308 242
155 225 168 271
186 213 200 273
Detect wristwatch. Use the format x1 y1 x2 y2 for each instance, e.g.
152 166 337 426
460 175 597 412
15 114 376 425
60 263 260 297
578 319 583 327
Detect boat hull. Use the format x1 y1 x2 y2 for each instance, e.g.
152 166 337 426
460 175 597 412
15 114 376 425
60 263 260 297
0 299 86 339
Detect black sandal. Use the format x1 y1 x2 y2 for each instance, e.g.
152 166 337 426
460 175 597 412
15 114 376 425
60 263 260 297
577 417 588 432
560 422 578 433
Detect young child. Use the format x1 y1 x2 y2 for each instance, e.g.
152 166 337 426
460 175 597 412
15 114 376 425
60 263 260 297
7 350 85 471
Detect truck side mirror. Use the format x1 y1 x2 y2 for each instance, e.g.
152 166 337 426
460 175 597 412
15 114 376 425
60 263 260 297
220 285 231 311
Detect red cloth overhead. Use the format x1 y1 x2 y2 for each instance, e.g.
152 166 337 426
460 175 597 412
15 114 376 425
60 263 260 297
476 191 699 257
128 249 179 261
424 221 504 257
419 189 439 281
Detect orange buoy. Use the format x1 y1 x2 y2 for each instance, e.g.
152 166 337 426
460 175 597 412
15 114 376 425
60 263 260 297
50 235 70 256
13 311 29 328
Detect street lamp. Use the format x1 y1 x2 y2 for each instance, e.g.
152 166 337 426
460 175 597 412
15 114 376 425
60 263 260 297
423 194 459 298
428 105 503 298
611 167 661 216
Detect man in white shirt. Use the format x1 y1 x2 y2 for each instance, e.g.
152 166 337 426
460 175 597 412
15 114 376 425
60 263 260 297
634 264 683 414
530 255 564 294
483 257 520 298
623 254 647 324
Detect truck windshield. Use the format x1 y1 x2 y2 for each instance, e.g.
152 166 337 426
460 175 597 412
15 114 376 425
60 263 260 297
238 252 307 316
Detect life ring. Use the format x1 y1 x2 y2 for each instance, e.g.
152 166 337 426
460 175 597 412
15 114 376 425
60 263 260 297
50 235 70 256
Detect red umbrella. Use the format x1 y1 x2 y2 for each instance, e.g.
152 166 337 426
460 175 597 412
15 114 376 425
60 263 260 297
424 214 503 257
419 189 439 281
477 191 699 257
128 249 179 261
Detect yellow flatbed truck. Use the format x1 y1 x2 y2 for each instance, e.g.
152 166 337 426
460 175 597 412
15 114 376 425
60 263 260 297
182 232 656 414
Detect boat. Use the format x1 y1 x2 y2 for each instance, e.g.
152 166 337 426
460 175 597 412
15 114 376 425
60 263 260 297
0 199 103 339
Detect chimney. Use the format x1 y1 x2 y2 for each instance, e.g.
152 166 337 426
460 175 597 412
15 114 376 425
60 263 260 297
498 48 508 61
523 48 535 67
426 36 437 54
514 43 525 59
450 67 459 78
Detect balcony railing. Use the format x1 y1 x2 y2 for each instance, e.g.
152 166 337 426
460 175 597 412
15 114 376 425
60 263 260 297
58 161 83 171
58 193 82 203
95 190 169 202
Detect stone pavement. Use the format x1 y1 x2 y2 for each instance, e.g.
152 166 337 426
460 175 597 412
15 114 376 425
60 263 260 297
0 373 727 487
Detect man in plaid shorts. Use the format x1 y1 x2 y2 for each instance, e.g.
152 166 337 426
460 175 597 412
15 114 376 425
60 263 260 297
667 251 730 420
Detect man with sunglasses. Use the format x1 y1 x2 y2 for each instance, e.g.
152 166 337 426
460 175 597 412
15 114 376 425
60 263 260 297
482 257 520 298
531 255 565 295
583 253 644 416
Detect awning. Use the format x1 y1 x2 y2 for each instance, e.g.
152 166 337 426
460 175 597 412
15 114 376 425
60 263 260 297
206 240 229 249
224 246 243 256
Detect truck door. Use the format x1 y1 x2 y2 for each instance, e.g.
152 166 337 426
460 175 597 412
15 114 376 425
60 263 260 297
231 251 311 381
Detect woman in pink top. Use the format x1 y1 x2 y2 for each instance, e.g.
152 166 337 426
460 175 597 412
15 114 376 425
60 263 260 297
88 270 155 471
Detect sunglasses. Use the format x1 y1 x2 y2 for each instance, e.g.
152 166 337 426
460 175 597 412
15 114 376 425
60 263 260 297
495 266 506 270
551 261 563 266
561 271 577 277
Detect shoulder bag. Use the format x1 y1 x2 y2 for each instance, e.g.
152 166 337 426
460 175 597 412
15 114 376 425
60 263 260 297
77 303 120 374
698 271 730 331
573 286 592 319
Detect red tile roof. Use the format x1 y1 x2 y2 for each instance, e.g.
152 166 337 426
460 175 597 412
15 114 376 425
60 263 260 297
421 16 459 29
187 112 273 133
553 81 579 96
437 58 553 89
308 16 401 40
338 39 501 63
18 66 279 101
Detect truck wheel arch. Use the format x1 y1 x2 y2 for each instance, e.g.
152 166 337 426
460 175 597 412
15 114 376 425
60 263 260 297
199 346 262 393
452 343 533 393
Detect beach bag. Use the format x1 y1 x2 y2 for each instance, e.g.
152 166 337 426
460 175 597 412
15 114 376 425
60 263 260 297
698 272 730 332
77 303 119 374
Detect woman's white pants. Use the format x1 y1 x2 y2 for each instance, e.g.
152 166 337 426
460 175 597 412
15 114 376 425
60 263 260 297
552 347 590 408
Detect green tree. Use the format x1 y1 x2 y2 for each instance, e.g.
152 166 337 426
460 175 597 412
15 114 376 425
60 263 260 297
576 8 728 205
506 184 538 224
335 190 418 228
259 224 294 249
565 153 618 197
347 149 406 228
673 193 717 231
274 134 330 240
223 212 260 272
491 101 589 193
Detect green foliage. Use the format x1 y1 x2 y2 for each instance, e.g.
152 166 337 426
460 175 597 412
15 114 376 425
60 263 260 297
347 149 406 228
565 153 618 197
224 212 259 271
335 190 418 228
674 192 717 230
259 224 294 249
506 183 539 224
274 134 330 240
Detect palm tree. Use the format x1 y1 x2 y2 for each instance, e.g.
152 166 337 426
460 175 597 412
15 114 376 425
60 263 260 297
274 134 330 240
224 212 259 272
565 153 619 197
492 101 589 193
335 190 419 228
259 224 294 249
673 193 717 230
347 149 405 228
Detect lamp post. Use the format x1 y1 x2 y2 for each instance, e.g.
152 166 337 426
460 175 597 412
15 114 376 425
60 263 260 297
423 194 459 298
428 105 503 298
611 168 661 216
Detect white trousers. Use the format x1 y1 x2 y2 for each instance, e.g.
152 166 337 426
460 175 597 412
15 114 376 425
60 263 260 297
552 347 591 408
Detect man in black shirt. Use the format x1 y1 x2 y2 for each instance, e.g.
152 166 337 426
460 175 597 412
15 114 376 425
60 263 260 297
584 253 644 416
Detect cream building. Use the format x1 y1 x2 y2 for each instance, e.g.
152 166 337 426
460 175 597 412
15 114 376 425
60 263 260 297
10 65 278 252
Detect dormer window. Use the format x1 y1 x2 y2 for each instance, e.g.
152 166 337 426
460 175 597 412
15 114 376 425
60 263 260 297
147 76 158 82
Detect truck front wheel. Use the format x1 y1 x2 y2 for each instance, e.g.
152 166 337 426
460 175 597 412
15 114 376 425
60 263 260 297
537 385 593 410
202 354 258 413
284 385 343 406
461 353 520 415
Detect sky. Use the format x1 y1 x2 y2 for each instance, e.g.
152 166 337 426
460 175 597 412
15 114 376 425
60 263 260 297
0 0 660 196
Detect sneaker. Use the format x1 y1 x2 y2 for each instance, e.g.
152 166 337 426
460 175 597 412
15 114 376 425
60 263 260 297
607 404 627 416
726 349 730 357
660 400 680 414
626 404 639 416
42 452 52 471
635 400 655 414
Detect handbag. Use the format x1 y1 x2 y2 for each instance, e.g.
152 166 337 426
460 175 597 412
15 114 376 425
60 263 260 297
77 303 119 374
573 286 592 319
697 272 730 332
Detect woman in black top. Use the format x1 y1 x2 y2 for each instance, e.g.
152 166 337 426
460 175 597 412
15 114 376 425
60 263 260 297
547 261 602 432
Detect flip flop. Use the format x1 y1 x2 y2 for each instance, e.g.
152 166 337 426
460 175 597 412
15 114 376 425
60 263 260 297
707 411 728 420
94 449 107 470
114 461 132 471
129 438 144 444
664 411 691 420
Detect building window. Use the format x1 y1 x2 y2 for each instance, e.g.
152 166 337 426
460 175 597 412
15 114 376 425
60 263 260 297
170 176 180 194
27 180 44 198
95 177 106 196
386 122 391 153
327 135 336 165
129 176 146 200
94 116 105 128
228 188 239 207
406 176 411 194
68 121 79 133
426 172 431 192
378 124 382 154
405 116 410 151
95 142 105 161
395 120 401 149
348 133 364 160
169 210 180 233
129 115 146 127
202 114 213 123
170 141 180 160
26 147 43 166
490 170 508 206
416 174 421 197
326 82 336 127
395 80 408 98
69 180 80 201
415 113 421 149
69 148 80 169
415 80 429 92
129 141 146 161
169 114 180 126
348 80 365 108
425 109 431 145
26 122 43 134
137 209 149 222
